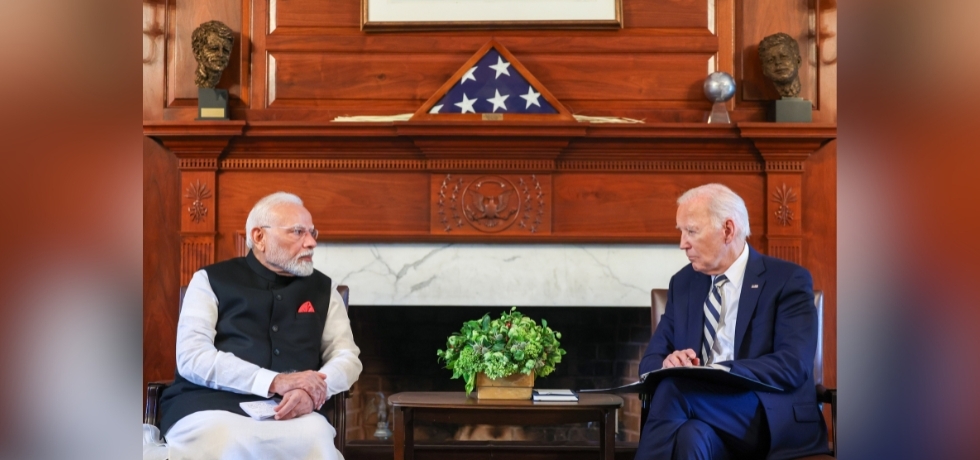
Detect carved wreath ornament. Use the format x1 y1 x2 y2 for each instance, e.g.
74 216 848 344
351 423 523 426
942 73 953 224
437 175 465 232
438 175 544 233
772 183 798 226
185 180 212 223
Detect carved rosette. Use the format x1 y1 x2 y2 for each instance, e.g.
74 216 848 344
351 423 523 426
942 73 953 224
772 183 798 226
185 180 212 223
435 174 549 235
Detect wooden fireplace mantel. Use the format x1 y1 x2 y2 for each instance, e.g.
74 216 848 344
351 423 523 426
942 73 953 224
144 120 835 284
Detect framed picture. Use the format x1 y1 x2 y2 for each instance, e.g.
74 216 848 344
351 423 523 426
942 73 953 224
362 0 623 31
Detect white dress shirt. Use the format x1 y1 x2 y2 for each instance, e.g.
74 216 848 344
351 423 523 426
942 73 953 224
707 242 749 368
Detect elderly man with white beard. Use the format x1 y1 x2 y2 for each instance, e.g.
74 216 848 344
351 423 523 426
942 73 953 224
158 192 362 460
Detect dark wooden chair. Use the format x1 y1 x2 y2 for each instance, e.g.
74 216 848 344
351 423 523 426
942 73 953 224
643 289 836 458
144 285 352 455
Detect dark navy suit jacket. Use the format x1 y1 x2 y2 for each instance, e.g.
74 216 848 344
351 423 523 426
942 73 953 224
639 246 830 460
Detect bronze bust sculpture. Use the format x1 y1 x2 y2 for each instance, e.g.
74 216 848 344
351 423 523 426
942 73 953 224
191 21 234 89
758 33 802 98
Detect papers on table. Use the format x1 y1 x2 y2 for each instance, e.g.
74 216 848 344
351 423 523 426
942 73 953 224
532 389 579 402
579 366 783 394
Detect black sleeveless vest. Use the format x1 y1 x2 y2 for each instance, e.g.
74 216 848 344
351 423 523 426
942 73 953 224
158 251 332 435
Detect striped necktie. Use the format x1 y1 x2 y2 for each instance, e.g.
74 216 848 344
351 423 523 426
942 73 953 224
702 274 729 365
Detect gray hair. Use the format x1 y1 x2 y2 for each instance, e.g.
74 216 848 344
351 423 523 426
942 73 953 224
677 183 751 241
245 192 304 249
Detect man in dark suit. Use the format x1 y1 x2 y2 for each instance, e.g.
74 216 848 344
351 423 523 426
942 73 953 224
636 184 829 460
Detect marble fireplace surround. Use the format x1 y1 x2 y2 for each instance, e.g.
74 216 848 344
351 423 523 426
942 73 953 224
313 243 690 307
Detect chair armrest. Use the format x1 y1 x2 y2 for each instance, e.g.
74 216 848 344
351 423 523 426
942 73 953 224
145 380 173 426
816 384 835 405
331 390 350 455
816 384 837 457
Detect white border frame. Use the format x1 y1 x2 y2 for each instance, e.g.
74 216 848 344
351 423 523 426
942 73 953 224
362 0 623 31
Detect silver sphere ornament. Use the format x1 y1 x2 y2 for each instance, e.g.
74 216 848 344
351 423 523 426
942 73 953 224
703 72 736 102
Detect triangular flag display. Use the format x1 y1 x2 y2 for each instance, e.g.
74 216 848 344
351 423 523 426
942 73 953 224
412 40 573 121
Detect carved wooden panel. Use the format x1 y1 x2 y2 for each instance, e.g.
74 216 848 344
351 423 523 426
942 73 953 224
518 53 712 102
180 171 216 231
766 236 803 265
271 0 359 31
180 235 215 285
771 183 798 226
234 231 248 258
621 0 708 29
143 138 180 390
430 174 553 236
268 52 712 110
552 173 765 239
214 171 431 259
269 52 467 105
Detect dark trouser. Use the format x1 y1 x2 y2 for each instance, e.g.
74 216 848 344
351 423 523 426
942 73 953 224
635 377 770 460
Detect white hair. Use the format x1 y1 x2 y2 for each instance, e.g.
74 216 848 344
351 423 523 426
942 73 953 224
245 192 304 249
677 183 751 241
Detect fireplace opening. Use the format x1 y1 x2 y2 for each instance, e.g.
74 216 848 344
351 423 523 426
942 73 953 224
344 305 650 448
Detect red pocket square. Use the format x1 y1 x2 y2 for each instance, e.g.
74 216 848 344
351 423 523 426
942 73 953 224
297 301 315 313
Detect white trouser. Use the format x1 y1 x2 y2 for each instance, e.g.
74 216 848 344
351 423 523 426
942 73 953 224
164 410 340 460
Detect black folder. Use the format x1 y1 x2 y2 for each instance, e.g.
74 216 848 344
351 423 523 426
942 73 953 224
579 366 783 394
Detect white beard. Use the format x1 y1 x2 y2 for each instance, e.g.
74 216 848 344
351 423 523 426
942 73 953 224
266 244 314 277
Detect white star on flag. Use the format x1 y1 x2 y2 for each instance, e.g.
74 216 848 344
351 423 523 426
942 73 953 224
520 86 542 109
486 90 509 112
489 57 511 79
454 93 477 113
461 66 478 84
429 104 443 114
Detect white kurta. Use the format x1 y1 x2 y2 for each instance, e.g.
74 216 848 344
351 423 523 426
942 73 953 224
163 270 362 460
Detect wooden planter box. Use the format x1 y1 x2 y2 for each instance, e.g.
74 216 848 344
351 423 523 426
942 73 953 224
475 372 535 400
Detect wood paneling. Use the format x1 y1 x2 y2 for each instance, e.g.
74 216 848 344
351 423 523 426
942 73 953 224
266 33 718 54
519 53 711 102
736 0 815 104
143 137 180 392
552 173 764 238
153 0 836 123
622 0 707 29
214 171 431 260
271 0 707 31
167 0 249 107
269 52 711 106
271 52 469 103
273 0 361 30
144 0 167 119
802 139 836 434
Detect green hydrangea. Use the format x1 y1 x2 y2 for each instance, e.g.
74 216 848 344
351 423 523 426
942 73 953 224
437 307 567 395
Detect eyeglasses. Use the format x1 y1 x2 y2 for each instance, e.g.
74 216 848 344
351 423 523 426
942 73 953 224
261 225 318 240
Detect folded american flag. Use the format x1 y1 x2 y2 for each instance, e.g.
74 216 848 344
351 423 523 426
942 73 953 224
430 48 557 115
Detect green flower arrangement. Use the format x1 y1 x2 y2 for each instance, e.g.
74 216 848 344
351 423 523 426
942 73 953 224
437 307 567 395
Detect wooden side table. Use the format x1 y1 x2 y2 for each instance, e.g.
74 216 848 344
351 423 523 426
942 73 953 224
389 392 624 460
